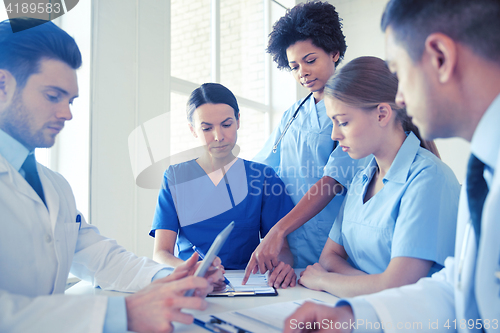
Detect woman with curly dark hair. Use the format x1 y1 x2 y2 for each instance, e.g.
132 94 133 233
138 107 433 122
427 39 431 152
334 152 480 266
244 1 367 286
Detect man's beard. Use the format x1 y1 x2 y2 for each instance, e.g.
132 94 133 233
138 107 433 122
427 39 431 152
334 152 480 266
0 90 59 150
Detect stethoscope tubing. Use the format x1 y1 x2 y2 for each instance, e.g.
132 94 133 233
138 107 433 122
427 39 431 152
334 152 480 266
272 92 313 153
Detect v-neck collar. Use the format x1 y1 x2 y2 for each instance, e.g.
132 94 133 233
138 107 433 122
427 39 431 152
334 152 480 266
305 95 323 130
194 157 239 186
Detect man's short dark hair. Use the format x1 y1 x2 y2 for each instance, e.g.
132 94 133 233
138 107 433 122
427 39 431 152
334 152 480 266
267 0 346 70
0 17 82 88
381 0 500 63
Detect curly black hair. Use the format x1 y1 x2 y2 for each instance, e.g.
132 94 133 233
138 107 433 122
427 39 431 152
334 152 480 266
267 0 346 70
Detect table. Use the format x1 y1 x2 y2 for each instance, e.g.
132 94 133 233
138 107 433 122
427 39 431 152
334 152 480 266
66 270 339 332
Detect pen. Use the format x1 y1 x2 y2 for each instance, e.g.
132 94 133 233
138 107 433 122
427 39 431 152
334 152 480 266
192 245 234 290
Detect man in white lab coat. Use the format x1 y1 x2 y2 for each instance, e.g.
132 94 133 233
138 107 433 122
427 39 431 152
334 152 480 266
284 0 500 332
0 18 220 333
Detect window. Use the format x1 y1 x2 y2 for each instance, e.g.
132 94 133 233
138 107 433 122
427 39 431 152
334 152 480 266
170 0 271 160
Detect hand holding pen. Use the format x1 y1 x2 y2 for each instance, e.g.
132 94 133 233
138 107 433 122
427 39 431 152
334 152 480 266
192 245 235 291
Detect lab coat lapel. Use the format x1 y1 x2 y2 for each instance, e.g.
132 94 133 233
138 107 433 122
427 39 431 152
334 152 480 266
38 165 60 232
0 154 45 206
475 165 500 325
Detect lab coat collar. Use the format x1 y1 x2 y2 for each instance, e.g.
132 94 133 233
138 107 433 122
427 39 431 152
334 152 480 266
0 151 53 224
383 131 421 184
0 129 29 172
0 130 56 221
470 93 500 172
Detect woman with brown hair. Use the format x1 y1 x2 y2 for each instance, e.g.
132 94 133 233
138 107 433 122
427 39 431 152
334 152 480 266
298 56 460 297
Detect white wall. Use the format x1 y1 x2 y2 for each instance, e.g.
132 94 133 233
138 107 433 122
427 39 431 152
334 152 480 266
90 1 171 257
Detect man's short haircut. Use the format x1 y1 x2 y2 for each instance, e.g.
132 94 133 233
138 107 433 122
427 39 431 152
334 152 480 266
0 17 82 88
381 0 500 63
267 0 346 70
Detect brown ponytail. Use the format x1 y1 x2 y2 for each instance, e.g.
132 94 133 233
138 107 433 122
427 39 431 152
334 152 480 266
324 56 440 158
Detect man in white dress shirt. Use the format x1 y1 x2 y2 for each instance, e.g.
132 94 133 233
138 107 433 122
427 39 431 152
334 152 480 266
0 18 220 333
284 0 500 332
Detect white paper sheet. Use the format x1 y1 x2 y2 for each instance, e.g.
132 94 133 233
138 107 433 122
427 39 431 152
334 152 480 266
223 272 275 293
196 298 327 332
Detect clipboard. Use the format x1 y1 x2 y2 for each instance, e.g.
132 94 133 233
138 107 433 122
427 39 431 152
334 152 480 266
207 272 278 297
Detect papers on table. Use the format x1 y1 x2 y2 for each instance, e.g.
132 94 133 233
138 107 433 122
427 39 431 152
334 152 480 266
227 272 275 293
208 272 277 296
65 275 81 290
195 298 327 332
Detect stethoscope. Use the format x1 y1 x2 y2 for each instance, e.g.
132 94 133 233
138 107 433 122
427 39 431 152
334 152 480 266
272 92 313 153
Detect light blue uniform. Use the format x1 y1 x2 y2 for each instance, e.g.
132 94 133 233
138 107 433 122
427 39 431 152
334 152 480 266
336 95 500 333
329 132 461 276
254 96 364 268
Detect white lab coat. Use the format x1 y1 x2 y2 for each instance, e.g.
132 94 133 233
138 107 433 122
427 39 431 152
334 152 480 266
0 153 168 333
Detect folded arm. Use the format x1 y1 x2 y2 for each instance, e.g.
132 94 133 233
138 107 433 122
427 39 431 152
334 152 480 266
300 239 433 298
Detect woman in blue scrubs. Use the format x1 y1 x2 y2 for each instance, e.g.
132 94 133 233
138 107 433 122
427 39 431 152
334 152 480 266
150 83 297 288
245 2 366 281
298 56 461 297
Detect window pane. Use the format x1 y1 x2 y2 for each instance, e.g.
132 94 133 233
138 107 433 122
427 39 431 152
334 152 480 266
235 106 266 160
220 0 265 104
170 92 198 157
171 0 211 84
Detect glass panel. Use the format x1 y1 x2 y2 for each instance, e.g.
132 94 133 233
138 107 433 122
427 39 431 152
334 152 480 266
171 0 211 84
235 106 267 160
273 0 295 10
220 0 265 104
170 92 199 157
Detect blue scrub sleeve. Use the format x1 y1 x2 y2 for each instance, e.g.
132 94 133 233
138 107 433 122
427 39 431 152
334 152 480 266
150 167 180 237
259 166 295 237
103 297 127 333
336 299 383 333
391 164 459 266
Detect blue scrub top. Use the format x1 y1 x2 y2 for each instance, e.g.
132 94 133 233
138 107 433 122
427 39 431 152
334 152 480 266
254 96 366 267
329 132 461 276
150 158 294 270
